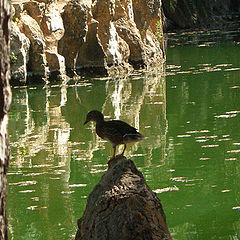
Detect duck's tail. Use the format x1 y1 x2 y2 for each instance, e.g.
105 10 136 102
123 133 147 143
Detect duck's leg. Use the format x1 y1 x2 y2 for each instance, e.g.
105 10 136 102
109 146 116 161
121 144 127 156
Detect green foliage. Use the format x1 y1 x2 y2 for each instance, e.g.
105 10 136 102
10 52 17 64
156 20 163 41
13 17 19 23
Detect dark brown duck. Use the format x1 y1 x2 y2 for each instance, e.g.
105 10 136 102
84 110 146 161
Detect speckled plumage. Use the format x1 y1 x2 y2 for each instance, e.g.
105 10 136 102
84 110 146 160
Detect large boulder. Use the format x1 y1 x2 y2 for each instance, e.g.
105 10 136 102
75 156 172 240
59 0 163 75
41 3 66 79
45 51 65 80
12 1 66 82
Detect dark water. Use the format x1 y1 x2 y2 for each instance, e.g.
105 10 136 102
7 29 240 240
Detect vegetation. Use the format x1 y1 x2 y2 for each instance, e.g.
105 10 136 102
9 52 17 64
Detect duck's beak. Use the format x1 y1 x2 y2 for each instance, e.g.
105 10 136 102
84 119 89 125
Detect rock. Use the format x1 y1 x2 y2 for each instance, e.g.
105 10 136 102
40 3 64 39
75 156 172 240
130 0 163 66
10 0 165 82
10 22 30 83
20 13 48 80
59 0 163 75
90 0 132 68
22 1 45 25
132 0 161 33
12 1 66 82
115 18 145 66
40 3 66 79
12 3 23 20
76 19 108 74
45 51 66 80
162 0 240 30
58 1 89 74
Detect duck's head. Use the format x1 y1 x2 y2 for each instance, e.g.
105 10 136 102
84 110 104 125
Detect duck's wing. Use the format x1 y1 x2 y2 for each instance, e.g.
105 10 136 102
96 121 126 145
107 120 138 136
109 120 146 143
97 120 145 145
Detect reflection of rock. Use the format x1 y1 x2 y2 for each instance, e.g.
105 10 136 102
8 85 74 237
11 86 71 169
102 67 167 162
76 156 172 240
70 64 166 163
11 0 164 82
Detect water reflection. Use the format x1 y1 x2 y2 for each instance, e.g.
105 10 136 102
10 85 72 169
102 69 167 164
7 68 167 239
165 33 240 240
8 84 75 239
7 28 240 240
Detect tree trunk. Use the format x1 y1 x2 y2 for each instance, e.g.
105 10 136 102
0 0 12 239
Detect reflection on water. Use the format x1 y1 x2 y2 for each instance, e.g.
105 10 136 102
8 67 167 239
7 29 240 240
165 30 240 240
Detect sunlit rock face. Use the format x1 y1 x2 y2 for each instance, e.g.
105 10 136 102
11 1 65 83
81 0 164 70
58 1 89 74
10 22 30 82
10 0 164 83
20 14 48 80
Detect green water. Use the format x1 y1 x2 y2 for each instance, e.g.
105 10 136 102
7 30 240 240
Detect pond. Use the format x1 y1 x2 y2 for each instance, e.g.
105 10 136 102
7 28 240 240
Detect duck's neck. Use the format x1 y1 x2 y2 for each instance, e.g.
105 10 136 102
95 117 104 125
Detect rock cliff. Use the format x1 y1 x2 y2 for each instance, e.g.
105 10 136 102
162 0 240 31
10 0 164 83
75 155 172 240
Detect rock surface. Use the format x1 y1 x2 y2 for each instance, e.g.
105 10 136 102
11 0 164 83
162 0 240 30
75 155 172 240
10 22 30 83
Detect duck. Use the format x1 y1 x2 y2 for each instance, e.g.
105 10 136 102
84 110 146 161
